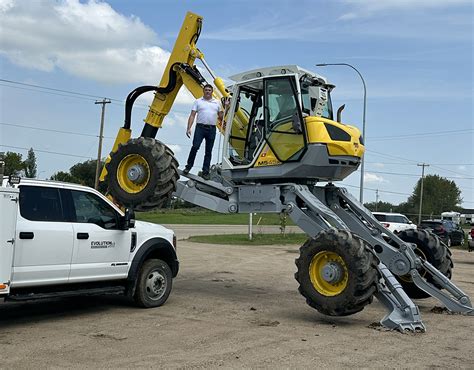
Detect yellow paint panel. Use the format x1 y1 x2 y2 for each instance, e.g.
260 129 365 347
99 127 131 181
306 116 364 158
254 145 281 167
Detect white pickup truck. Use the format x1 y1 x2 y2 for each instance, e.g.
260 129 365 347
0 177 178 308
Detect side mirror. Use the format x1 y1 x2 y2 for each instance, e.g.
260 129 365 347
408 220 413 224
120 208 135 230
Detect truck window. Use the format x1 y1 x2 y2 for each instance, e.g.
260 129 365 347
19 186 65 222
70 190 118 229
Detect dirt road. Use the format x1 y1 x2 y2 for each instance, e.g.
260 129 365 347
1 239 473 368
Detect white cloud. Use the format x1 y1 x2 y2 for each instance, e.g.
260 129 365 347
364 172 387 183
373 162 385 169
457 165 467 171
164 112 191 128
167 144 182 154
0 1 174 85
339 0 471 20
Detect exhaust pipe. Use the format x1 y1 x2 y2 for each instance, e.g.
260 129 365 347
337 104 345 123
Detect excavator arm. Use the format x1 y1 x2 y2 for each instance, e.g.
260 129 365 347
100 11 231 183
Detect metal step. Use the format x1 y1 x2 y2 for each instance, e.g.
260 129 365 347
7 286 125 301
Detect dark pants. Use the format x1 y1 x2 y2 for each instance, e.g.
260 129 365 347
186 124 216 174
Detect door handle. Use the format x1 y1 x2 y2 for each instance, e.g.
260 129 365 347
77 232 89 240
19 232 34 239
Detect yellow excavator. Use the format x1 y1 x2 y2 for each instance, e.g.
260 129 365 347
101 11 473 331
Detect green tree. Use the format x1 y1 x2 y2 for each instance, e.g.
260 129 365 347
23 147 37 178
3 152 23 176
50 171 76 183
364 201 396 213
405 175 462 218
50 159 106 193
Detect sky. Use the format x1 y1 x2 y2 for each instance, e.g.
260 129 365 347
0 0 472 210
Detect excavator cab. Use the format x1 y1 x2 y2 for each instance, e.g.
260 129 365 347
220 66 364 184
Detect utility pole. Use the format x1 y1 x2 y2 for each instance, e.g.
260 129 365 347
94 98 111 189
375 189 379 211
417 163 430 225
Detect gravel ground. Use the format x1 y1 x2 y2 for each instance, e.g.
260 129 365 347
1 238 473 368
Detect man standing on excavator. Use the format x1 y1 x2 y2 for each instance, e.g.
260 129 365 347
183 84 226 180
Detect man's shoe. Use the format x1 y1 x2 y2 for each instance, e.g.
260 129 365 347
182 167 190 175
201 172 210 181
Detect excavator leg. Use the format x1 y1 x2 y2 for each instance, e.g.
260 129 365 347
284 183 472 331
175 177 473 331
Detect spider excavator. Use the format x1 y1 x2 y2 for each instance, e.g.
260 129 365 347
100 11 473 331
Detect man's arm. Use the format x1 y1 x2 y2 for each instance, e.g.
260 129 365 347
187 110 196 138
186 110 196 137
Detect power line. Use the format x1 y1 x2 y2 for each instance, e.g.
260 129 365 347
369 129 473 141
0 78 150 109
0 122 108 139
429 163 472 178
0 120 193 147
343 183 412 196
365 161 474 166
366 149 419 164
367 149 473 178
366 169 474 180
0 144 93 159
0 78 119 101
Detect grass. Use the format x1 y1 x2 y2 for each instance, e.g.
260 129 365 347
137 208 290 225
187 233 307 245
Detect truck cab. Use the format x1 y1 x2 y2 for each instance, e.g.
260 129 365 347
0 177 178 308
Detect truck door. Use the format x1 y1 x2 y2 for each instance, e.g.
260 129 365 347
67 189 131 282
0 187 19 295
13 185 73 287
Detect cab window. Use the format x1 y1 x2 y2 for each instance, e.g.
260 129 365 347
264 76 306 162
227 82 264 166
19 186 65 222
71 190 119 229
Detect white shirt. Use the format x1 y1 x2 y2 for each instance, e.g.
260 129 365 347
192 97 222 126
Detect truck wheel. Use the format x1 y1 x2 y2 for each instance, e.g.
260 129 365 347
134 259 172 308
295 229 377 316
397 229 453 299
105 137 179 211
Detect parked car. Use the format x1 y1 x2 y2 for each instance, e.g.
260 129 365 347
419 219 465 247
468 228 474 252
372 212 417 234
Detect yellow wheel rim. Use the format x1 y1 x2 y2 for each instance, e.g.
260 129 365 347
309 251 349 296
116 154 150 194
399 247 427 283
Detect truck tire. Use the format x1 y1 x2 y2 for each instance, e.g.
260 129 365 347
397 229 453 299
134 258 172 308
295 229 377 316
105 137 179 211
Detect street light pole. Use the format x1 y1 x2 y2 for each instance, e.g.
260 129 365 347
417 163 430 225
94 98 111 190
316 63 367 203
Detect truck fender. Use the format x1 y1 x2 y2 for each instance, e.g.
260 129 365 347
127 237 179 296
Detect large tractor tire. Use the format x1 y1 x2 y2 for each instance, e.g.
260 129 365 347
105 137 179 212
295 229 378 316
396 229 453 299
